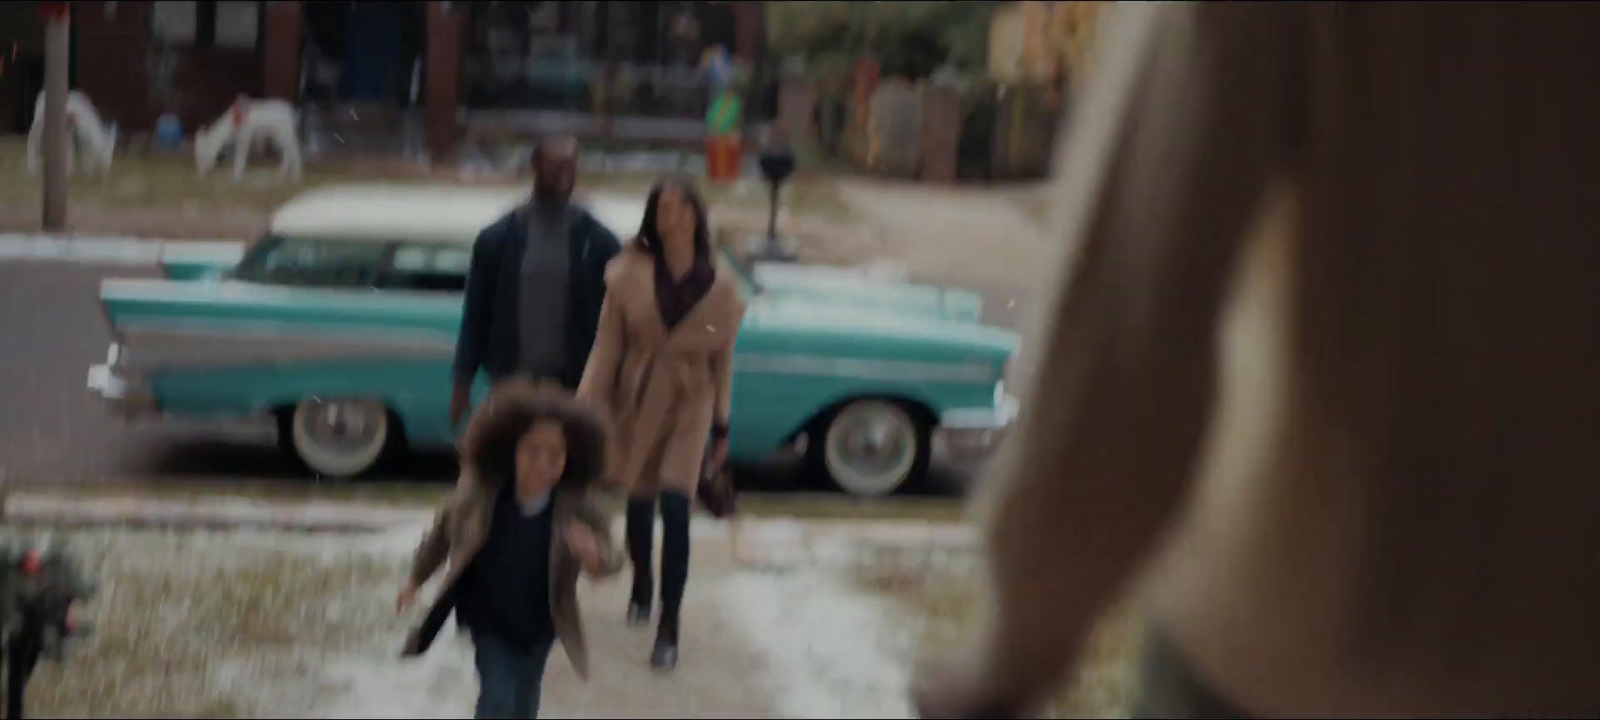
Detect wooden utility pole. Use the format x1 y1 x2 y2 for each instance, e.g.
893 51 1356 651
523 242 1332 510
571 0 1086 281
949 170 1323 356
40 2 70 232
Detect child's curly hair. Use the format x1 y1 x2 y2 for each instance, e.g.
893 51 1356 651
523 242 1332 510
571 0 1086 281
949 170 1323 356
458 378 611 489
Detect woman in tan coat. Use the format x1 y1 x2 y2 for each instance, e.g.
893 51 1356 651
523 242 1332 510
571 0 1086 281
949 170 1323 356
577 176 747 672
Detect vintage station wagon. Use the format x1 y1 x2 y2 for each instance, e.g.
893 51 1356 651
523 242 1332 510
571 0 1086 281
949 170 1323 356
87 184 1020 497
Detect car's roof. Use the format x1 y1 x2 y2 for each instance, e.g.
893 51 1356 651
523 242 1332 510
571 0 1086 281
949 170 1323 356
268 183 646 244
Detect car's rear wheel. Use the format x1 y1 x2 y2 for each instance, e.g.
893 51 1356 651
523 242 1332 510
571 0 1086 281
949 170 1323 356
808 399 931 498
283 396 395 479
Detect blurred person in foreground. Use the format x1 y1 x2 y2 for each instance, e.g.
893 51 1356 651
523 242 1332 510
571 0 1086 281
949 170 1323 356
450 135 624 428
914 2 1600 718
398 379 623 718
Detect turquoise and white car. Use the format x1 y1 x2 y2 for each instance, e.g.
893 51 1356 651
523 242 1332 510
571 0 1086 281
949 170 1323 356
87 184 1020 497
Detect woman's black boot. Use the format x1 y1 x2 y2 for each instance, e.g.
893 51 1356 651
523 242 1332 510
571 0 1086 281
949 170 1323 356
627 579 652 626
651 605 680 672
652 491 691 671
625 498 656 626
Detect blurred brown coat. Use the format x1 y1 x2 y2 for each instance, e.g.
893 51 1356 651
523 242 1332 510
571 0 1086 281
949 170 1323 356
402 379 623 679
980 2 1600 716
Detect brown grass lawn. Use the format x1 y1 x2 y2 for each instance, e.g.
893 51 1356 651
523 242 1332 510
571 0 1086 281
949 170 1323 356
0 136 850 238
24 528 407 718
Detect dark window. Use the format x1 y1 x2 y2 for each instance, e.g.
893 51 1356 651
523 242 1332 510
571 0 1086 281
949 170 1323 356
377 244 472 293
463 1 594 112
462 0 740 119
233 236 394 289
150 1 262 52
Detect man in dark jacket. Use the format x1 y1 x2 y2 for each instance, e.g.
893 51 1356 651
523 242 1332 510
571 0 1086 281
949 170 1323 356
451 135 624 427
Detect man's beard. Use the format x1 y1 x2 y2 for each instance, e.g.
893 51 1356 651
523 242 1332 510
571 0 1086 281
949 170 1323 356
533 186 570 210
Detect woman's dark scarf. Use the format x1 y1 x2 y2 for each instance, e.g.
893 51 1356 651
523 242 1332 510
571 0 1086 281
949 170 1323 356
653 240 716 331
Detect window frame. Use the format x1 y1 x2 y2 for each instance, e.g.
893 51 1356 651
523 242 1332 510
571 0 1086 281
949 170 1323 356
232 236 473 295
148 0 264 53
231 235 399 290
374 242 474 294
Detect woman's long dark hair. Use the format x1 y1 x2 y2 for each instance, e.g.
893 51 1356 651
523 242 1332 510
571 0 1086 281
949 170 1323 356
635 174 712 259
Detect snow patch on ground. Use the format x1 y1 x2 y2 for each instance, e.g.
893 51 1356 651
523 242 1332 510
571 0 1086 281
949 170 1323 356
312 631 478 719
714 569 914 719
24 507 946 718
235 524 481 719
310 519 929 719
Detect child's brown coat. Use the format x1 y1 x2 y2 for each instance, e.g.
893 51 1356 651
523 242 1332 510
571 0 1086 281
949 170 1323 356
402 378 623 679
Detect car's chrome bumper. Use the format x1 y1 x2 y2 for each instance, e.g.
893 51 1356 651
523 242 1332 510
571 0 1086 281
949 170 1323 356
86 343 157 420
936 391 1020 469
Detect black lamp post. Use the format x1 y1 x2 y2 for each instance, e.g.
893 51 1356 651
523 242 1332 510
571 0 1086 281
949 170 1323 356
754 140 798 262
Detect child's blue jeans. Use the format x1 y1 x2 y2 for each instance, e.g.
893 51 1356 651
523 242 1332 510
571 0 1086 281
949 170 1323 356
472 631 555 719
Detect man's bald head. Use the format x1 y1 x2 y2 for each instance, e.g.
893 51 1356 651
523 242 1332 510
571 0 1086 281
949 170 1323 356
531 135 579 205
532 135 578 164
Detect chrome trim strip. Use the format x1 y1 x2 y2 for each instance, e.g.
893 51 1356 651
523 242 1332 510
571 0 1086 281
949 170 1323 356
731 353 995 385
103 276 470 305
940 394 1021 430
0 235 247 266
114 320 456 370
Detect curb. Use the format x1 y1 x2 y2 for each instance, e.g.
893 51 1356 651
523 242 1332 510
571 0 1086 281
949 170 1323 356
0 234 245 266
0 494 430 534
0 494 980 559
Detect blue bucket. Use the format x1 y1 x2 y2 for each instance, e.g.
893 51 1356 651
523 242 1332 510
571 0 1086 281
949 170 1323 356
154 113 184 151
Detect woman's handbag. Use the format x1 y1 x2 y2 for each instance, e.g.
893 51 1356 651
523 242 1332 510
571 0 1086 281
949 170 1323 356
697 446 738 519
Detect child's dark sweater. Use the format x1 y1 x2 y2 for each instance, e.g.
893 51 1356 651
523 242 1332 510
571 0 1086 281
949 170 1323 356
456 488 556 652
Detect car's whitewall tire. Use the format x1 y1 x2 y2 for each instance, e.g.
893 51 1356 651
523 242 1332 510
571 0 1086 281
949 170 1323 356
812 399 931 498
287 396 392 479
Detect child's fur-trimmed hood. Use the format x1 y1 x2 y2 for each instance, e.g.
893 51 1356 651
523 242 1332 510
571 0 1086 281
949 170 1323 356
457 378 611 491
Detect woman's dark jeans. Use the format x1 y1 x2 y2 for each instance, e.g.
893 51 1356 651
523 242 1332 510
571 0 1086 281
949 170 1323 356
472 631 555 719
626 490 692 632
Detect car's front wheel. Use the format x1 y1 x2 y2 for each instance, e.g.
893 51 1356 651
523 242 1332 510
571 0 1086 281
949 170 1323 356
282 396 396 479
809 399 931 498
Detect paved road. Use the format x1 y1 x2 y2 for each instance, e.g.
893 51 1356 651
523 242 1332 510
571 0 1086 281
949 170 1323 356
0 258 1025 501
0 262 210 485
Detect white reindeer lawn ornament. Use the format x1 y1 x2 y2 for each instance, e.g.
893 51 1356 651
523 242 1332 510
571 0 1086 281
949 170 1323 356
195 96 303 183
26 90 119 177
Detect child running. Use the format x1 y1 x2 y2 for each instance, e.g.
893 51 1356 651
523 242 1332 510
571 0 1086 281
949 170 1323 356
398 378 623 719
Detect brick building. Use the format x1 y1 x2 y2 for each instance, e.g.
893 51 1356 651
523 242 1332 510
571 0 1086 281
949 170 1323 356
56 1 767 158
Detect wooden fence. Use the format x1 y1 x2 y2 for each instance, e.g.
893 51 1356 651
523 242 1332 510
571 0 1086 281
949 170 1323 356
788 74 1065 184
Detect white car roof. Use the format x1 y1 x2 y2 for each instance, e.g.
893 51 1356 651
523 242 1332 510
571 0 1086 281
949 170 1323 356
268 183 646 244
